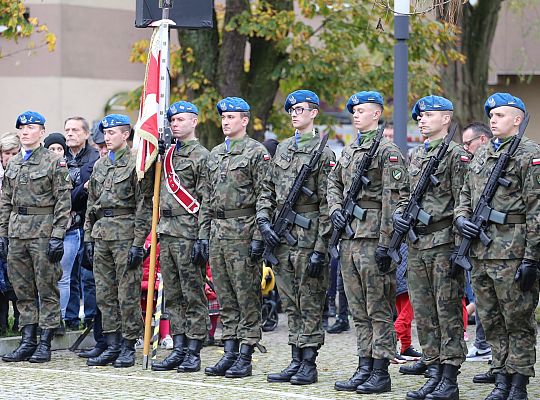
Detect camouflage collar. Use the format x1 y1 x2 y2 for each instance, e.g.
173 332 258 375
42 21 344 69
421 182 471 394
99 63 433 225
351 130 378 150
287 134 319 153
176 139 199 156
14 145 46 165
218 136 248 155
105 147 130 167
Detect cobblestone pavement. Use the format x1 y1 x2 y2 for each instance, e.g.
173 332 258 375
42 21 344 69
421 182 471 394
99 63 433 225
0 316 538 400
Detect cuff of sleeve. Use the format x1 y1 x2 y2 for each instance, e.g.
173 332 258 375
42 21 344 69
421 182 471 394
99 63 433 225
328 204 342 217
51 228 65 240
523 248 539 262
132 238 145 248
252 230 262 241
314 240 327 254
256 210 271 222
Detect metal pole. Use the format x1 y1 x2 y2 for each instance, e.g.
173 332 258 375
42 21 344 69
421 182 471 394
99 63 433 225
393 1 410 156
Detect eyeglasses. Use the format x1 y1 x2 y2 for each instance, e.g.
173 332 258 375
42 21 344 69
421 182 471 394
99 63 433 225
288 106 314 116
463 135 482 148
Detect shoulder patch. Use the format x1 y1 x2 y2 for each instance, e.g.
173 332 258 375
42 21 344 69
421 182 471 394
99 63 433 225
263 154 271 161
389 155 399 163
460 155 470 163
532 158 540 166
328 161 336 168
391 167 404 181
58 159 67 167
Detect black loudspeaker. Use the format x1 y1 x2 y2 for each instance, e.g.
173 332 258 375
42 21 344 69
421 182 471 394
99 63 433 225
135 0 213 29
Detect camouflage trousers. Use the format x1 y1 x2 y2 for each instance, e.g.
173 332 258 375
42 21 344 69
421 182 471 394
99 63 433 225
471 258 538 377
408 245 466 366
160 235 209 340
7 237 62 329
340 238 396 359
272 245 328 348
209 238 262 345
93 239 142 340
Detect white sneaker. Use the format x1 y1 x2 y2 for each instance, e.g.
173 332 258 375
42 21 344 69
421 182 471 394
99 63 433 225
135 337 144 349
161 335 173 350
467 345 491 358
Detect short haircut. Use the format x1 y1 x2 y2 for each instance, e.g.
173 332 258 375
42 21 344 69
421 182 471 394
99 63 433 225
64 116 90 133
0 132 21 151
307 102 320 111
463 121 493 138
240 111 251 119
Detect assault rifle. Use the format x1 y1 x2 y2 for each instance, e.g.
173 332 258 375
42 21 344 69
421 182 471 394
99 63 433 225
452 113 530 271
328 123 386 259
263 133 329 265
387 124 458 263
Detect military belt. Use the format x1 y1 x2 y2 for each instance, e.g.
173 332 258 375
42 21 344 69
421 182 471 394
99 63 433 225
357 200 382 209
213 207 255 219
96 208 135 219
16 206 54 215
416 218 453 235
505 214 526 224
276 203 320 213
161 208 191 217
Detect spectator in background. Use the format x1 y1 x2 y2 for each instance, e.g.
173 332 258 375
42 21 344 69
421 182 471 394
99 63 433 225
0 132 21 335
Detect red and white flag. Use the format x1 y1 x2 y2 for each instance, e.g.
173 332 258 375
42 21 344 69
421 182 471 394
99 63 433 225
134 22 169 179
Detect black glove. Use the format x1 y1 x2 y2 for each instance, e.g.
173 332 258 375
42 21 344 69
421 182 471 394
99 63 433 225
127 246 145 269
331 209 347 230
249 239 264 262
84 242 94 269
374 246 392 273
257 218 280 247
191 239 209 266
393 213 411 235
0 237 8 262
455 216 480 240
46 237 64 263
514 259 538 292
307 251 326 278
158 139 166 156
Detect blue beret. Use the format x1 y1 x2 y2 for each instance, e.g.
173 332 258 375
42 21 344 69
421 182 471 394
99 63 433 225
167 101 198 120
98 114 131 132
284 90 320 113
411 95 453 121
216 97 250 115
484 93 526 117
16 111 46 129
346 91 384 114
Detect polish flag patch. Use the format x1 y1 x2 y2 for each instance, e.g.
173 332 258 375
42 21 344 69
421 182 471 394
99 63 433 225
460 155 470 163
329 161 336 167
389 156 399 163
263 154 271 161
532 158 540 165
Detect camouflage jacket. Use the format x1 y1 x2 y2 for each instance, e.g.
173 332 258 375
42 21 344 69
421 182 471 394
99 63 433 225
200 135 270 240
84 148 153 247
455 137 540 260
396 141 469 250
327 135 409 247
157 140 211 240
257 133 335 253
0 145 71 239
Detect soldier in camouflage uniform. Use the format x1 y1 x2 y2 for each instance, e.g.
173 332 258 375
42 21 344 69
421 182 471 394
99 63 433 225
151 101 211 373
1 111 71 364
454 93 539 400
327 91 409 394
201 97 271 378
393 96 468 400
258 90 335 385
83 114 152 368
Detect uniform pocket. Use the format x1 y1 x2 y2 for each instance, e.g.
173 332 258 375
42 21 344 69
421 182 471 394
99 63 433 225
29 170 50 194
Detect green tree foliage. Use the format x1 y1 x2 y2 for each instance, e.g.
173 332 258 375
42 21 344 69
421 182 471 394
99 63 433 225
0 0 56 58
131 0 461 148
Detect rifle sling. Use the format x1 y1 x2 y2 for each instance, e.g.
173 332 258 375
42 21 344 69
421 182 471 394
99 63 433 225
505 214 525 224
213 208 255 219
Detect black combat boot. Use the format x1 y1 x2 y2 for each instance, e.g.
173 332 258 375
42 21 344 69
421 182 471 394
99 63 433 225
290 347 319 385
425 364 459 400
113 338 137 368
78 345 108 359
485 373 511 400
29 328 56 363
334 357 373 391
473 370 496 384
2 324 38 362
152 334 186 371
87 331 121 366
356 358 391 394
204 339 239 376
225 343 254 378
267 345 302 383
178 338 203 373
406 364 443 399
400 359 429 375
507 373 529 400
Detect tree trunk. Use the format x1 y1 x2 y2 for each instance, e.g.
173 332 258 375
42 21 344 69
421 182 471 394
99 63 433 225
439 0 502 128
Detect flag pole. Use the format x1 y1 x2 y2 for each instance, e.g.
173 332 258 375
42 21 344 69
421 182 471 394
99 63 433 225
142 0 173 370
